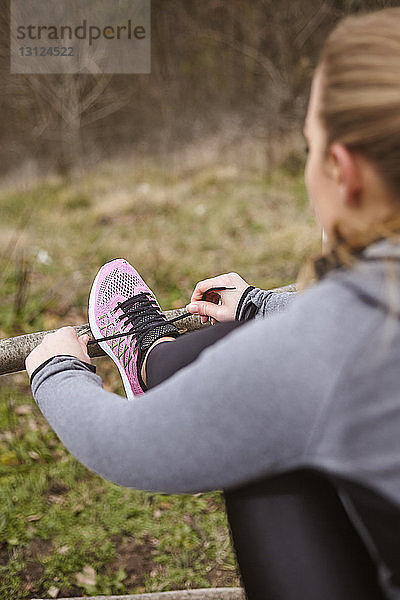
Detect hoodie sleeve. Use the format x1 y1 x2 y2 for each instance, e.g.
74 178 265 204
31 281 345 495
236 286 297 321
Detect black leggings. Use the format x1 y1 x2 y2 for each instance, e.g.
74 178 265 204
146 322 385 600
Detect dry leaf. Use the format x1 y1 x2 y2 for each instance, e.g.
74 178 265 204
57 545 70 555
49 495 63 505
48 586 59 598
53 449 65 459
27 514 42 522
28 450 40 460
15 405 32 415
27 418 39 432
76 565 96 587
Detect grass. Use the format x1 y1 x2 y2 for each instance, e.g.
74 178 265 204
0 154 321 599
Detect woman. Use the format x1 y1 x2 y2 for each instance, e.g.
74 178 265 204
26 7 400 600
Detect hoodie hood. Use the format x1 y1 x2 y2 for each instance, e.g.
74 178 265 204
328 238 400 319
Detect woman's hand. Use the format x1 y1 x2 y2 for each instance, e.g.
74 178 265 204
186 272 251 323
25 327 91 378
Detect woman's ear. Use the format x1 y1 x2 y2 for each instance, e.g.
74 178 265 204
328 143 362 207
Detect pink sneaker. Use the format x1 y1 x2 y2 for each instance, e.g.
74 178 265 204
88 259 180 398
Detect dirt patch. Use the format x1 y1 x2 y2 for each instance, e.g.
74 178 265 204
20 560 45 595
57 583 83 598
207 566 240 588
111 534 156 588
27 537 53 560
19 537 53 595
46 478 70 496
0 543 9 567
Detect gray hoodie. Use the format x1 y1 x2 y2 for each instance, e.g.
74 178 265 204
31 239 400 599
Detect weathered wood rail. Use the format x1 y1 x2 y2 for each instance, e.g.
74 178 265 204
0 285 296 376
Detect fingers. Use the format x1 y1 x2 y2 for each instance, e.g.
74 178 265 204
78 333 91 363
186 299 222 322
190 274 235 303
42 326 78 343
78 334 89 345
188 272 251 323
189 275 233 324
25 326 90 377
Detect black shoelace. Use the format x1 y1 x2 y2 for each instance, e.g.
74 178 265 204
87 286 236 346
88 292 190 347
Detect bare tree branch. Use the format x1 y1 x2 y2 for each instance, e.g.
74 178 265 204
294 1 332 49
0 285 297 376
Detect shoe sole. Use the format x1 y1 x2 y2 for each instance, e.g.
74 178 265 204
88 259 135 400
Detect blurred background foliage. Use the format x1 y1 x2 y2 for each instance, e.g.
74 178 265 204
0 0 397 179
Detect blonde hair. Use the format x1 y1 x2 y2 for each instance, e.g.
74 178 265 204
300 7 400 287
318 7 400 200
